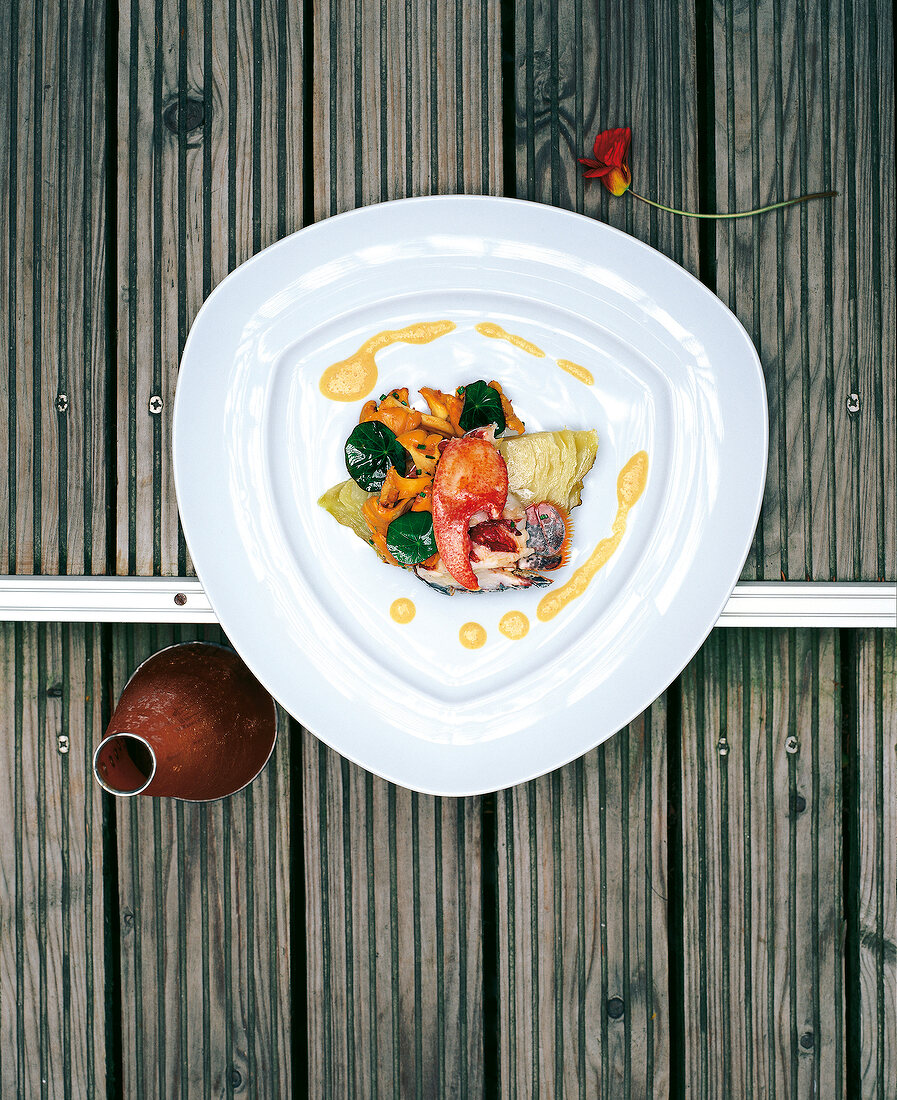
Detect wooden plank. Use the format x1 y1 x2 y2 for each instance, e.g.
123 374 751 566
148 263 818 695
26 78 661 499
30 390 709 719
855 629 896 1095
846 0 895 582
497 703 668 1098
711 0 895 581
0 623 108 1097
302 0 500 1090
116 0 303 575
113 7 301 1095
0 0 108 574
112 624 291 1098
679 629 843 1097
303 736 483 1096
499 2 698 1093
312 0 501 218
514 0 700 274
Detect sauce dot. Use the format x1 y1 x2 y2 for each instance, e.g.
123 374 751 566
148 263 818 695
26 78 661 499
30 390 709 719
390 598 416 624
498 611 530 640
459 622 487 649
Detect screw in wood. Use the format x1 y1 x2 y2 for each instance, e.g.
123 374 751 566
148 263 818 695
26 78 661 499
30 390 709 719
606 996 625 1019
57 734 70 755
174 592 187 606
717 737 729 756
785 735 799 754
800 1031 814 1049
55 393 68 413
846 392 861 414
149 395 164 414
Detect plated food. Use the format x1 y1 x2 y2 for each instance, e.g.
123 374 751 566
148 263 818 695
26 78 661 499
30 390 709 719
318 381 599 595
174 195 768 793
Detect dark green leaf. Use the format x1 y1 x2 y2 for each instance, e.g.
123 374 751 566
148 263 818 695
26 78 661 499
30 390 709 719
386 510 437 565
344 421 407 492
458 380 506 434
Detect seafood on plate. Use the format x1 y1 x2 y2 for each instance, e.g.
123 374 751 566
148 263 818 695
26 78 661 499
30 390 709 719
318 381 598 594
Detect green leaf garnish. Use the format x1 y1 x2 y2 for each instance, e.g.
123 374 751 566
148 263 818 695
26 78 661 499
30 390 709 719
385 510 438 565
458 380 506 434
344 421 407 492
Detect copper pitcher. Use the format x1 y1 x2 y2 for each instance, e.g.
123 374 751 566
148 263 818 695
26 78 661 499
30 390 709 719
93 642 277 801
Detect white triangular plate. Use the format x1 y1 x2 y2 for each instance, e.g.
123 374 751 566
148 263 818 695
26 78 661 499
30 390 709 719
174 196 767 794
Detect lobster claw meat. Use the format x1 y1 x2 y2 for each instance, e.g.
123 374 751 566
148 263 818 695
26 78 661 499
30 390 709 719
432 436 509 590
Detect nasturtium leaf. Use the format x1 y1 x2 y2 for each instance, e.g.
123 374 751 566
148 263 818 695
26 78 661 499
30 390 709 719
386 510 438 565
458 380 506 434
345 421 407 492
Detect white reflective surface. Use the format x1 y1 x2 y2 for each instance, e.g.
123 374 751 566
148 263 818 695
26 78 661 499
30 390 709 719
173 197 768 794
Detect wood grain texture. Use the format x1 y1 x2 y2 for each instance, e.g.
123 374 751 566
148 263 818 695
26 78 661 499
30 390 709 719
711 0 895 582
843 0 895 584
497 703 668 1099
112 624 291 1099
0 0 108 574
514 0 700 274
504 5 697 1093
312 0 502 217
303 734 483 1097
116 0 303 576
855 629 896 1098
113 8 303 1077
0 623 108 1098
679 629 843 1098
302 0 500 1091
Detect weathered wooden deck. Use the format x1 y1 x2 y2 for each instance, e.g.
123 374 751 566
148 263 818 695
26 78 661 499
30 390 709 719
1 1 895 1096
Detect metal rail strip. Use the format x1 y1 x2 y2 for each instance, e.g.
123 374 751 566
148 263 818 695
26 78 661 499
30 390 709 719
0 577 894 627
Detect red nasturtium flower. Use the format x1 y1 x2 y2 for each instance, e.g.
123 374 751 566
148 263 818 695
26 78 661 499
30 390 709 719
579 126 632 196
580 126 836 218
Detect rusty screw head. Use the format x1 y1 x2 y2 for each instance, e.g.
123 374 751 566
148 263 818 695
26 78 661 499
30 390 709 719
55 393 69 413
173 592 187 606
149 395 164 415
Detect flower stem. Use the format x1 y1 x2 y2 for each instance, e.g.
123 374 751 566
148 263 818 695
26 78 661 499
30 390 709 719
628 189 837 219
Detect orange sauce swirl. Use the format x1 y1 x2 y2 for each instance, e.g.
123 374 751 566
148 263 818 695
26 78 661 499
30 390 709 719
474 322 546 358
537 451 649 621
319 320 456 401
